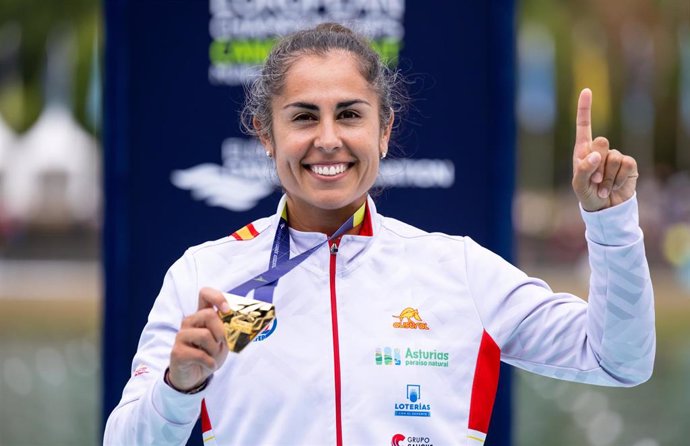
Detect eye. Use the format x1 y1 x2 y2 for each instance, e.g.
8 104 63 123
338 110 360 120
292 113 317 122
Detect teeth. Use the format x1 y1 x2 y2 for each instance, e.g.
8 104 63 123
311 164 348 176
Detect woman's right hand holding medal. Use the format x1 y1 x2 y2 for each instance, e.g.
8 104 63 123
166 287 230 392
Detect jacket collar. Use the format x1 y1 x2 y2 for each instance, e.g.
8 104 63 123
269 195 380 271
271 194 378 238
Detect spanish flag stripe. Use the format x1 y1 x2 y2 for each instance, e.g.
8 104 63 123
247 223 259 237
236 226 254 240
352 201 367 227
231 223 261 241
201 399 212 433
200 399 219 444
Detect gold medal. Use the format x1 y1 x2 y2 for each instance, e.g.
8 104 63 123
218 292 276 353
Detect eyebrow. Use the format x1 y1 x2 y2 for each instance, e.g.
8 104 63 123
283 99 371 110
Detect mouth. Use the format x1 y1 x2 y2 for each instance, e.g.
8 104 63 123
305 162 353 177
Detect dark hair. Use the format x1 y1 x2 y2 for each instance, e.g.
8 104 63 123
240 22 404 142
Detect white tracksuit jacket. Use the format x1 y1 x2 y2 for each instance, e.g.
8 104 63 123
104 194 655 446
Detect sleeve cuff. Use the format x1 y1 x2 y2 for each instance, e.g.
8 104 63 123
579 193 642 246
150 372 208 425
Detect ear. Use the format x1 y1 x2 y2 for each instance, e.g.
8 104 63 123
379 109 395 153
253 116 274 156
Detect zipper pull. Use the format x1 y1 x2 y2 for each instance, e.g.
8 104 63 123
330 242 339 255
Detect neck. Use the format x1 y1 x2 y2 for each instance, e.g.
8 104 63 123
285 197 366 236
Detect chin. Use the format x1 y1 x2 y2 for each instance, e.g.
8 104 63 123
304 191 366 212
312 198 359 212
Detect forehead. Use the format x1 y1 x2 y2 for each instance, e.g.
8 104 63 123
276 51 377 105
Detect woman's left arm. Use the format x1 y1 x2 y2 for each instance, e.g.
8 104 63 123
466 89 655 386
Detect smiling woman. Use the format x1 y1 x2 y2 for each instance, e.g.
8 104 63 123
260 50 393 234
104 22 656 446
242 23 397 234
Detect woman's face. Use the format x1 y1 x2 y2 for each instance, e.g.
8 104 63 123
261 50 392 223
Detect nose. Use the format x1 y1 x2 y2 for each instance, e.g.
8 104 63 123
314 118 341 153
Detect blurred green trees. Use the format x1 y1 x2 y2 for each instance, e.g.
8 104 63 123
518 0 690 187
0 0 100 134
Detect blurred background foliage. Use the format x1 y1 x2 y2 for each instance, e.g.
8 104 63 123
0 0 100 134
516 0 690 273
515 1 690 445
518 0 689 186
0 1 101 445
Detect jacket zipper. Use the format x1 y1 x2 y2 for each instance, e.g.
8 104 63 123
329 239 343 446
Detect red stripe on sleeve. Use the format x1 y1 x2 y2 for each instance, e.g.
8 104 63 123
201 399 212 433
230 232 242 240
468 330 501 434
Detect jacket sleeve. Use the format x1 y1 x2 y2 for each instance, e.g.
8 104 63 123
103 252 208 445
466 195 655 386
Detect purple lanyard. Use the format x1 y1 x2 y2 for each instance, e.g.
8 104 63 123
228 202 366 302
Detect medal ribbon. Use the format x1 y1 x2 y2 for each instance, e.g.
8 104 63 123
228 201 367 302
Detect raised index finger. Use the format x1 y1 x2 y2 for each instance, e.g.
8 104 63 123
575 88 593 153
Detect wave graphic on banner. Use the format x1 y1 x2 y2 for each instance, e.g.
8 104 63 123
171 138 455 212
170 163 275 212
171 138 276 211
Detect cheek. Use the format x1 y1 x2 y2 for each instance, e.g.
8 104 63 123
273 127 310 155
275 146 303 172
273 152 303 187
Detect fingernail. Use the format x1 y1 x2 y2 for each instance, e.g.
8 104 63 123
592 172 602 183
588 152 600 164
598 187 609 198
220 302 230 313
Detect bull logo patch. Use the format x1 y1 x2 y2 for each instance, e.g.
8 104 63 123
392 307 430 330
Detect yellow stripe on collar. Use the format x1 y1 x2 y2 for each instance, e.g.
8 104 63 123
353 201 367 227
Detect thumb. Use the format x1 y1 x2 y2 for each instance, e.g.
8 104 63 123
198 287 230 313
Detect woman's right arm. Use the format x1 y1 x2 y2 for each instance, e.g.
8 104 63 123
103 254 229 446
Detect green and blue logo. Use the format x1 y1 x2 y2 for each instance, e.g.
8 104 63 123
375 347 449 368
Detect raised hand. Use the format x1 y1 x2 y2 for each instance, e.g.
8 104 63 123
167 287 229 392
572 88 639 212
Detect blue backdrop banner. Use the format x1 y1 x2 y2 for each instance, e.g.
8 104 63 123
103 1 516 444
